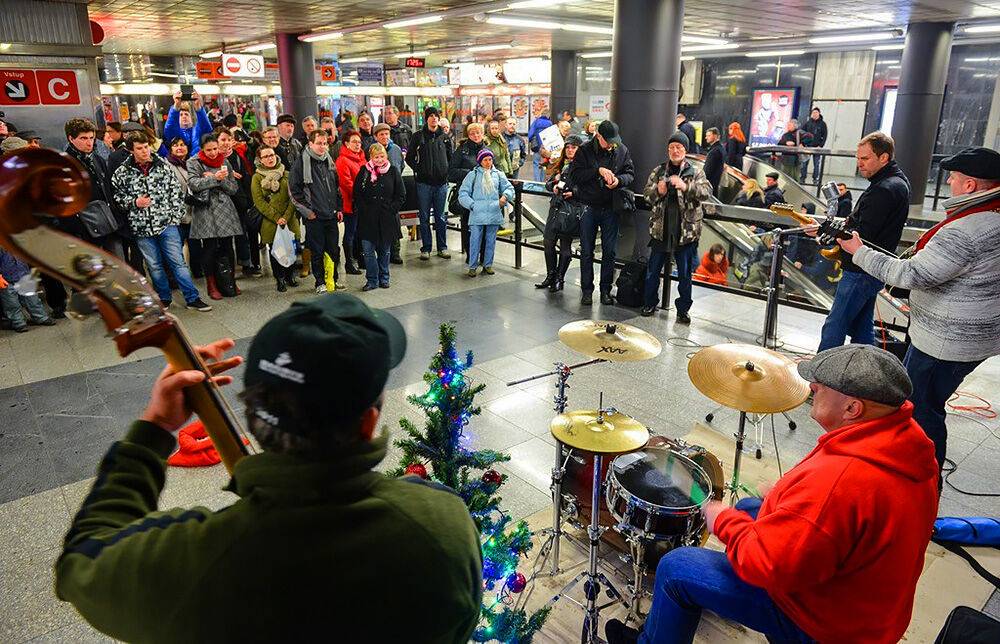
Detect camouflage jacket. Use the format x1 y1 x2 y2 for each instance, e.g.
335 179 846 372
643 160 713 246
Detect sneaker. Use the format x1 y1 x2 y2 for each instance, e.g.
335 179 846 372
14 326 29 333
483 267 495 275
160 299 171 309
30 318 57 326
315 285 327 294
640 306 656 317
185 298 213 312
467 268 478 277
420 251 430 261
605 619 640 644
390 256 403 265
437 250 451 259
676 311 691 325
600 292 615 305
362 283 377 292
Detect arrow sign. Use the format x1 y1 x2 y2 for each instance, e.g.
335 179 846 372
5 81 27 99
0 70 40 105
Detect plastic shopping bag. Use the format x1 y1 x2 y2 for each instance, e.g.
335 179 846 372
270 224 296 268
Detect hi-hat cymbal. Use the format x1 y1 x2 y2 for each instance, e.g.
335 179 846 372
559 320 662 362
550 410 650 453
688 343 809 414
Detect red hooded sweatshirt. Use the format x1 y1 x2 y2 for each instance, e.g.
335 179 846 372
714 402 938 643
336 146 365 215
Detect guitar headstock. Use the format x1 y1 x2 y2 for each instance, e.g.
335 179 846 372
0 148 174 357
768 202 814 226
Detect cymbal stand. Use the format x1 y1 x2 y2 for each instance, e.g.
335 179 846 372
727 406 758 506
506 357 605 576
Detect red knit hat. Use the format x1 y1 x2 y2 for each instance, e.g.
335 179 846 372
167 420 249 467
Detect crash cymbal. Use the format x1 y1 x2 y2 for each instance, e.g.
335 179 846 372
688 343 809 414
550 409 650 454
558 320 662 362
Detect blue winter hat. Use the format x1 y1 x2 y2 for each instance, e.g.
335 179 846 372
477 148 494 164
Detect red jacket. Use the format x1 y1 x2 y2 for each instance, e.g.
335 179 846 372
714 402 938 643
336 147 365 215
693 251 729 285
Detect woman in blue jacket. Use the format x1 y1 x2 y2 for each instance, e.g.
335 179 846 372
457 149 514 277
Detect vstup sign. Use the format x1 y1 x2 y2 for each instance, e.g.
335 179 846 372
220 53 265 79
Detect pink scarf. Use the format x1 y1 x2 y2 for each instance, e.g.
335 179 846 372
366 156 390 180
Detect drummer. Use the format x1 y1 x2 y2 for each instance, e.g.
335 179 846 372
606 344 939 644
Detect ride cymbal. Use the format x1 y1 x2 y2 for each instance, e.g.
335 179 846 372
550 410 650 453
558 320 662 362
687 343 809 414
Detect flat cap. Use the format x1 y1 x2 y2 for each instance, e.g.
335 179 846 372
940 147 1000 181
766 171 780 180
797 344 911 406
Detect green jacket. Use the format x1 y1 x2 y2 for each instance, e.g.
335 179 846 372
56 422 483 643
251 171 298 245
485 133 513 176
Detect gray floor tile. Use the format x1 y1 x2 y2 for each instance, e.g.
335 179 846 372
0 548 80 642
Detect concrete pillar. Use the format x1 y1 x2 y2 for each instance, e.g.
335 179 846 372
891 22 954 214
276 33 317 121
610 0 685 189
550 49 578 120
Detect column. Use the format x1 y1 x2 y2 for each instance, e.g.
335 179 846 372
276 33 317 121
611 0 685 189
891 22 954 215
550 49 578 120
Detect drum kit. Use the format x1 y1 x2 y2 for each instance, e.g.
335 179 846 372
507 320 809 643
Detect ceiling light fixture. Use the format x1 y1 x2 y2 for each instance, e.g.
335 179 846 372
393 50 430 58
682 34 729 45
561 23 614 35
872 44 904 50
964 24 1000 34
339 57 368 64
241 43 276 52
809 31 895 44
199 51 222 58
580 51 613 59
302 32 344 43
383 15 442 29
486 16 561 30
468 43 513 52
682 43 740 52
746 50 806 58
508 0 572 7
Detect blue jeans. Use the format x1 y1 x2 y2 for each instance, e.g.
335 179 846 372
579 205 619 294
0 286 50 329
468 224 499 269
640 498 813 644
904 345 984 471
532 152 544 182
800 155 823 183
817 270 883 352
415 182 448 253
362 239 391 287
343 213 358 260
644 242 698 312
137 226 201 304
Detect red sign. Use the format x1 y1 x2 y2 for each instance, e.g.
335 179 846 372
0 69 40 106
319 65 337 82
404 57 426 69
36 70 80 105
225 56 242 74
196 60 225 80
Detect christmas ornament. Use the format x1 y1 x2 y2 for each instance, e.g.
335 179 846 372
482 469 502 485
507 572 527 593
404 463 427 479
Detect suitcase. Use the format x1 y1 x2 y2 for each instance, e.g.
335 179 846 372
615 259 647 308
935 606 1000 644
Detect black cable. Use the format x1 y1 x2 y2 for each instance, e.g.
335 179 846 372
941 413 1000 497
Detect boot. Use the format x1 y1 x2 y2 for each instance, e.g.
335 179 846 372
551 255 572 292
285 267 299 287
276 277 287 292
300 249 312 277
345 257 362 275
206 275 223 301
535 272 555 289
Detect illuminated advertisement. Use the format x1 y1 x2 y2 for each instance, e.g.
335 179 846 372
749 87 800 146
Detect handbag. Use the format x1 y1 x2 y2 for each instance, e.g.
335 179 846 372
185 188 210 207
549 196 583 237
613 186 636 213
244 205 264 232
78 200 121 238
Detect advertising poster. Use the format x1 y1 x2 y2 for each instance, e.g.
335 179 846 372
589 95 610 121
511 95 529 132
530 95 550 122
749 88 800 146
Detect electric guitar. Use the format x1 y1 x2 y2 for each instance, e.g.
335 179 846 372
0 148 251 472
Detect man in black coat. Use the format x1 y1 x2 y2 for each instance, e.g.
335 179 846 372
384 106 412 151
763 172 785 206
676 112 699 154
569 120 635 305
814 132 909 352
702 127 726 194
836 182 853 216
405 106 453 260
801 107 829 183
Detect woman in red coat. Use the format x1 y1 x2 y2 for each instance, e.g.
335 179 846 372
336 130 366 275
693 243 730 285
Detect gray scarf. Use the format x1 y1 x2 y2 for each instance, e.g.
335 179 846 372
302 146 332 185
941 185 1000 214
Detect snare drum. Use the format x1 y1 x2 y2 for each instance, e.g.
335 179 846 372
605 447 712 544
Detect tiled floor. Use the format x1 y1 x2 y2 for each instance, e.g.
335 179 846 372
1 231 998 641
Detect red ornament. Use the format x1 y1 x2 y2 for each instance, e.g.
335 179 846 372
507 572 527 593
482 469 502 485
405 463 428 479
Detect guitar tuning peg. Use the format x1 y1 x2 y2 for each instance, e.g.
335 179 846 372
67 292 97 320
72 253 106 280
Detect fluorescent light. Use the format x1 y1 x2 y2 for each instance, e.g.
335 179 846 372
875 59 900 65
746 50 806 58
580 51 613 59
199 51 222 58
393 51 430 58
221 84 267 95
682 43 740 52
872 44 904 50
468 44 513 52
561 23 614 35
302 32 344 42
339 57 368 64
682 34 728 45
809 31 895 44
486 16 563 30
756 63 798 68
964 57 995 62
242 43 275 52
964 24 1000 34
508 0 572 7
680 56 694 61
383 15 442 29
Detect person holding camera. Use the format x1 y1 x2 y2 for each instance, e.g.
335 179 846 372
164 90 213 155
536 133 585 292
837 146 1000 473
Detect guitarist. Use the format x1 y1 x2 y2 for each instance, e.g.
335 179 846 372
55 294 483 643
837 147 1000 474
814 132 909 352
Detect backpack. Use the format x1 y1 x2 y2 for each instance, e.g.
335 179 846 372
935 606 1000 644
614 259 647 308
932 517 1000 589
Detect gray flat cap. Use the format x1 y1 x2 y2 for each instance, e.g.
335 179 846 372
797 344 911 406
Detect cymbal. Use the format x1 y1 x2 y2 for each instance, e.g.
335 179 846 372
550 410 650 453
559 320 662 362
688 343 809 414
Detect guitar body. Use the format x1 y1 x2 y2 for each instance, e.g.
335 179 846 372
0 148 250 472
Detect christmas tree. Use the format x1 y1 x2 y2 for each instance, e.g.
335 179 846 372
391 323 550 643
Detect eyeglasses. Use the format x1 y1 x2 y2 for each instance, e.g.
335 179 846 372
260 153 276 159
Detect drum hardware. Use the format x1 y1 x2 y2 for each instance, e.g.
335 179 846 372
704 408 795 460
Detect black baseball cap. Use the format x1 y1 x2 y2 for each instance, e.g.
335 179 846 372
245 293 406 422
940 147 1000 181
597 120 621 145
